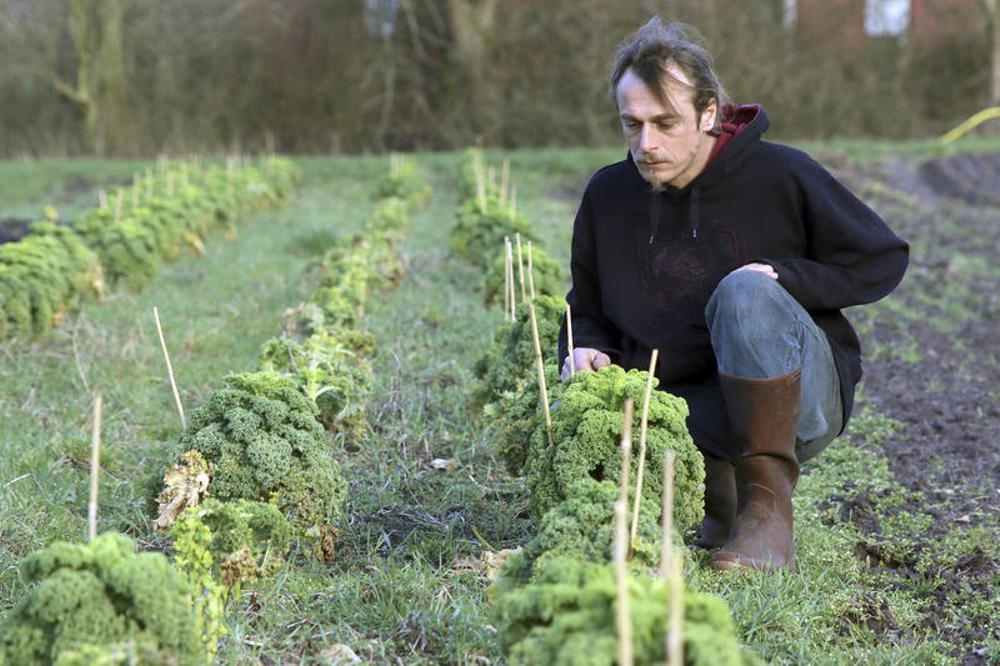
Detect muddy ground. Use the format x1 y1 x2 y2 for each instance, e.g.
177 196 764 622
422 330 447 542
826 150 1000 662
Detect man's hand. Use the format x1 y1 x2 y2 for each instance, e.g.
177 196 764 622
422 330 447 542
561 347 612 381
731 262 778 280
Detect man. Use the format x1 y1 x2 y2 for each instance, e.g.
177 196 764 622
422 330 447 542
557 18 908 571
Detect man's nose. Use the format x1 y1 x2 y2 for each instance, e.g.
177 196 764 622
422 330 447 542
638 124 657 153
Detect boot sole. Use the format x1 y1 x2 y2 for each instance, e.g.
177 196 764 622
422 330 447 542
711 550 797 572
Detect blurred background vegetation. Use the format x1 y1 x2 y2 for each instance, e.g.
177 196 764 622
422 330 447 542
1 0 997 157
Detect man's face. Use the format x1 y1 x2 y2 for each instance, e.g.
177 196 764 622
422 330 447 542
615 66 717 190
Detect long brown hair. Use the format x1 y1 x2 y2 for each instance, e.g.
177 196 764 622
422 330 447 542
610 17 730 132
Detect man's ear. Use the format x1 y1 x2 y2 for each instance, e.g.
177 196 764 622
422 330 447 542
700 101 718 132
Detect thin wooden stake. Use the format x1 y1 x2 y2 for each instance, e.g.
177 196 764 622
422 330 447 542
566 303 576 377
98 189 108 210
507 238 516 320
503 238 511 322
660 450 676 577
614 498 634 666
510 185 517 218
528 303 554 448
114 191 123 224
499 159 510 207
631 349 659 544
153 307 186 429
667 549 684 666
515 233 527 301
88 392 103 541
662 448 683 666
527 241 536 300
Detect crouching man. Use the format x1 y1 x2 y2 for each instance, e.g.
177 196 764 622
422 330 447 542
558 17 907 571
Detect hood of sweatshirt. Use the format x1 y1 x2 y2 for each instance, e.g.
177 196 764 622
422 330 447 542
635 103 768 244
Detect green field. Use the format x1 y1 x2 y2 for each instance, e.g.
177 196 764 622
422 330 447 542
1 143 997 664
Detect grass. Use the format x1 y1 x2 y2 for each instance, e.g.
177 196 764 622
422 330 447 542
1 142 998 664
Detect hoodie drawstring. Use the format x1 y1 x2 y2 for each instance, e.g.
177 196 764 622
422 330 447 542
690 186 701 239
648 191 660 245
649 186 702 243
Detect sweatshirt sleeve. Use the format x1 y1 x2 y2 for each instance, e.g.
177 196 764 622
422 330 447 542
558 187 622 366
763 155 908 311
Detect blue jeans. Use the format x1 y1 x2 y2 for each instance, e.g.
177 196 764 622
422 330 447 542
704 270 842 463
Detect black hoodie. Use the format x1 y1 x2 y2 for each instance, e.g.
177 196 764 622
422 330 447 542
557 105 908 458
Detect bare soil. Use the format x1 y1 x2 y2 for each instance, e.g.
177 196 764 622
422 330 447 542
825 150 1000 662
0 218 31 245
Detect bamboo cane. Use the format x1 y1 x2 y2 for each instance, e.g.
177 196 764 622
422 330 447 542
566 303 576 377
614 499 634 666
507 238 516 320
503 238 511 322
527 240 536 300
631 349 659 544
153 307 186 430
668 549 684 666
515 233 527 302
528 303 554 448
660 448 682 666
98 189 108 210
88 392 102 541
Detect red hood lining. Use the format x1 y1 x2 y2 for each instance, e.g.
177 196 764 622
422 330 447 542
706 104 761 166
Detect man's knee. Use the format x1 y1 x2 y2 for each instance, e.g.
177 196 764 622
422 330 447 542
706 269 788 329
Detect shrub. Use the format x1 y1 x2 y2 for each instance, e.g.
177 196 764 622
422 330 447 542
0 533 205 665
491 555 761 666
258 332 371 440
450 197 536 271
497 478 664 586
0 222 103 340
481 243 565 308
471 294 564 415
175 498 292 587
489 361 561 476
156 371 346 555
372 159 431 212
523 365 704 530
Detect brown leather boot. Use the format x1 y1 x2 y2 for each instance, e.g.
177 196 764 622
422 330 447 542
711 369 801 571
695 455 736 549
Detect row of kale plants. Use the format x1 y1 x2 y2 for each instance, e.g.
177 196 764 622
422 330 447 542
452 149 761 665
0 156 299 342
0 157 431 665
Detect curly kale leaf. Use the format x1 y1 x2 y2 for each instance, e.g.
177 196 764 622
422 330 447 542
471 294 564 415
166 371 346 537
491 556 760 666
524 365 704 531
481 243 565 308
0 533 204 666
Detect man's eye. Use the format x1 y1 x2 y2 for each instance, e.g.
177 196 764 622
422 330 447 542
657 122 674 131
625 122 641 131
